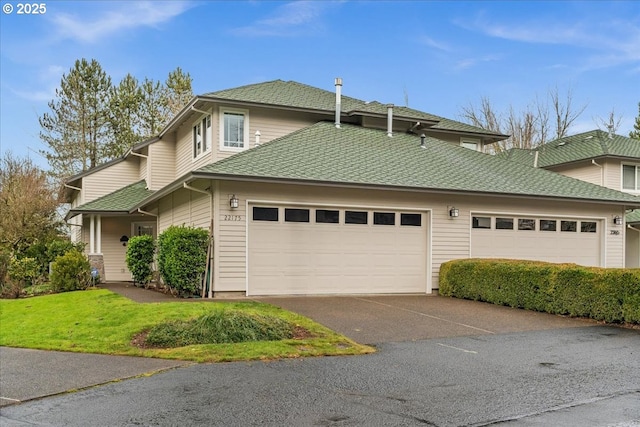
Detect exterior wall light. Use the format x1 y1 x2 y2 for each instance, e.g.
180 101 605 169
613 215 623 225
449 207 459 218
119 235 129 246
230 194 239 209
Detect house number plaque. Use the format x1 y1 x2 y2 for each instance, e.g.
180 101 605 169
224 215 242 221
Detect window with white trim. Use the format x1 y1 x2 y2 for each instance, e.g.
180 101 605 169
220 108 249 150
622 164 640 191
192 114 211 159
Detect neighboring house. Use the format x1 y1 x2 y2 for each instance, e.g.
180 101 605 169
500 130 640 267
65 80 640 297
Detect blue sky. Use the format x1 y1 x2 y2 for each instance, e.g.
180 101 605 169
1 1 639 170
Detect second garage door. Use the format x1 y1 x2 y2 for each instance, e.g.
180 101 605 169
470 215 602 266
248 205 428 296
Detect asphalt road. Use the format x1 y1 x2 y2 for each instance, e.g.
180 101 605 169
1 325 639 426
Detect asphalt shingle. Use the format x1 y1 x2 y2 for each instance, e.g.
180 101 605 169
68 180 154 217
196 122 640 205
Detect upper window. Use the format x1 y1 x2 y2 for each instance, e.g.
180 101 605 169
220 108 249 150
193 114 211 158
622 165 640 191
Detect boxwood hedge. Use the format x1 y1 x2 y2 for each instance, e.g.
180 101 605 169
439 259 640 324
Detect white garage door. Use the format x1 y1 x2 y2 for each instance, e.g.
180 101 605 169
248 205 428 296
471 215 602 266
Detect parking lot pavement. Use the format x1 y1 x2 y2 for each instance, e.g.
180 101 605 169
0 347 189 407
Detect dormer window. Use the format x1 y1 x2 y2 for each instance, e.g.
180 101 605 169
220 107 249 151
193 114 211 159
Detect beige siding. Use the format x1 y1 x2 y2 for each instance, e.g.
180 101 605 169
626 227 640 268
549 161 604 187
215 106 323 162
156 187 212 234
149 137 176 191
212 181 625 293
83 158 139 202
138 156 148 182
100 217 133 281
175 113 216 178
605 159 626 191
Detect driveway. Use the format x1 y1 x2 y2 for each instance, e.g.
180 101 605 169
257 295 596 344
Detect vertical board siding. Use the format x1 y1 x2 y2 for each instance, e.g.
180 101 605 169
83 158 139 202
138 156 147 182
604 159 623 191
148 139 176 191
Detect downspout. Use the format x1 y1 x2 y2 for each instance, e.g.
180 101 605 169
533 151 539 168
387 104 394 137
591 159 604 186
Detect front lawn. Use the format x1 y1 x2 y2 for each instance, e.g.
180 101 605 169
0 290 373 362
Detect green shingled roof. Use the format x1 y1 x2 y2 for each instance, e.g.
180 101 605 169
500 130 640 167
196 122 640 205
626 209 640 224
203 80 501 138
67 180 154 218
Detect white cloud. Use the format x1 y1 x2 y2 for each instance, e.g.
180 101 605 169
231 1 336 37
419 35 452 52
454 54 501 71
460 15 640 72
51 1 193 43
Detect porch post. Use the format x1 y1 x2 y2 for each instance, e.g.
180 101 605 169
89 215 95 254
96 215 102 253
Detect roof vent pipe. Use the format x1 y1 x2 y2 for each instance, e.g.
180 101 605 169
255 130 261 146
420 134 426 149
335 77 342 128
387 104 394 137
533 150 539 168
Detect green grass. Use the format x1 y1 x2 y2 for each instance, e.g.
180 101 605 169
0 289 374 362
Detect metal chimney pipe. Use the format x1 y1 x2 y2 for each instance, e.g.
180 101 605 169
420 134 426 148
335 77 342 128
387 104 394 137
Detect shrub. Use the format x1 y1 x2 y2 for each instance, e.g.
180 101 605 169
21 238 85 279
8 257 40 287
0 249 10 288
50 249 92 292
125 235 155 286
440 259 640 324
145 311 295 347
157 225 208 296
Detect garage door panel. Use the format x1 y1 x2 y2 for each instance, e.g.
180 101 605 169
248 206 427 295
471 215 601 267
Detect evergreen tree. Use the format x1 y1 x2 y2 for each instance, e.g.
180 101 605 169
109 73 143 157
138 77 166 139
630 102 640 140
165 67 193 118
39 58 113 180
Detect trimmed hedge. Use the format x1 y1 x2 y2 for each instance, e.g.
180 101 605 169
125 235 155 286
157 225 208 296
439 259 640 324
